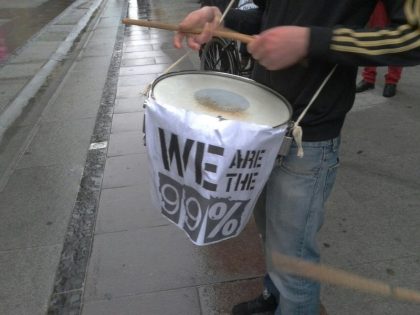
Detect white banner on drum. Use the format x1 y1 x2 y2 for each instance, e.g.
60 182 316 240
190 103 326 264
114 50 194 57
145 99 286 245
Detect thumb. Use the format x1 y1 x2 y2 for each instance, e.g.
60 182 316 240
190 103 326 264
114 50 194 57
247 35 260 54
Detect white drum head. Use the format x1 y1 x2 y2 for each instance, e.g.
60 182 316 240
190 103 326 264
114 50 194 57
150 71 291 127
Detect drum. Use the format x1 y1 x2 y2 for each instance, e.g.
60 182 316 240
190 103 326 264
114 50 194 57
145 71 292 245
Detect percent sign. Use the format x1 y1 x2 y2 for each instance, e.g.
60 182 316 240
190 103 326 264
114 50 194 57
206 201 242 239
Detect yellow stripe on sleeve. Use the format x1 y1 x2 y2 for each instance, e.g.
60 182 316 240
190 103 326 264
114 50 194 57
333 29 420 47
331 38 420 55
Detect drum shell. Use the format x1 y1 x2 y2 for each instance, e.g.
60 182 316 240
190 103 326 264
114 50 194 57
145 71 291 245
149 71 292 128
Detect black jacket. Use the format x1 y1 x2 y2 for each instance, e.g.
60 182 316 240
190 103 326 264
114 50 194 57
251 0 420 141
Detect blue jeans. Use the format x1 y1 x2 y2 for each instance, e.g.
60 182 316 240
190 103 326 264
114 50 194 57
254 137 341 315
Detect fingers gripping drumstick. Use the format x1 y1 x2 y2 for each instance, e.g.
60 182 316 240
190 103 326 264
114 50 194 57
122 18 254 44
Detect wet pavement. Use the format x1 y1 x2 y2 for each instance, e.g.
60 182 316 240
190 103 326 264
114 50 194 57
0 0 104 185
0 0 420 314
0 0 76 63
81 0 268 313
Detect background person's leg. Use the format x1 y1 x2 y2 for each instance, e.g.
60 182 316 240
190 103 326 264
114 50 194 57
385 66 402 84
383 66 402 97
356 67 376 92
362 66 377 84
357 1 388 93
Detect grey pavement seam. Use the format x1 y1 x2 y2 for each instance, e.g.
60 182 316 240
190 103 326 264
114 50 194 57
0 0 104 140
46 1 127 313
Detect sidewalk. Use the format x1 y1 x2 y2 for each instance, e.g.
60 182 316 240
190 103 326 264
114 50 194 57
0 0 118 314
80 1 420 315
0 0 104 138
1 0 420 314
81 1 269 313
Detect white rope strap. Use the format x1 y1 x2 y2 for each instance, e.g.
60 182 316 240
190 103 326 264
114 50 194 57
292 64 338 157
220 0 236 21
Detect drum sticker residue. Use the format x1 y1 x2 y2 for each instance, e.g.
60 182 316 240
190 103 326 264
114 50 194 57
194 88 250 113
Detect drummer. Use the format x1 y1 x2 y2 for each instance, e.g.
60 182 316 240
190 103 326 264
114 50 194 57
174 1 420 315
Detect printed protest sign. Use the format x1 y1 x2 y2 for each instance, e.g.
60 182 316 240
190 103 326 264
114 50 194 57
145 99 287 245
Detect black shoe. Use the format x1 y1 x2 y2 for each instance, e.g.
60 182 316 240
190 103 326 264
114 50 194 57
383 83 397 97
232 293 277 315
356 80 375 93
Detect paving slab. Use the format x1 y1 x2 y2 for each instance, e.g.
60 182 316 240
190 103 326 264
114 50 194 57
0 62 44 79
119 63 170 76
0 78 29 113
83 39 118 57
0 125 32 186
118 73 156 86
0 0 121 314
40 59 109 122
111 111 143 133
0 164 82 251
71 55 113 73
102 153 149 189
82 287 201 315
107 130 145 157
123 44 155 53
0 245 62 315
0 0 49 8
122 49 188 60
116 85 145 99
96 16 123 28
198 278 265 315
89 27 119 42
9 41 61 64
321 256 420 313
45 24 75 33
36 31 70 42
96 184 168 234
84 221 265 300
114 96 144 113
41 86 104 122
16 118 96 169
55 9 89 25
120 57 160 67
125 38 173 46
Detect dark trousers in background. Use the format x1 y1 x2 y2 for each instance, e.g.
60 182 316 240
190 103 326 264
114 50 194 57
361 0 403 84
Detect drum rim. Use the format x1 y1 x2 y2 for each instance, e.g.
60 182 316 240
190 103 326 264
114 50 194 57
149 70 293 128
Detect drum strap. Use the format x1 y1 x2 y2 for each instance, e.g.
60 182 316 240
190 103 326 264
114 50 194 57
280 64 338 159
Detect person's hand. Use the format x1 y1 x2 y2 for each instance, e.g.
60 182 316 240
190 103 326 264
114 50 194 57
173 6 222 51
247 26 310 70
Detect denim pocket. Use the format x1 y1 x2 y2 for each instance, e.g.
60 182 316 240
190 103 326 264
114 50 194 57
323 157 340 201
279 146 322 177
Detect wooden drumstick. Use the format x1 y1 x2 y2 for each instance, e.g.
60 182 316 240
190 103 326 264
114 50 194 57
122 18 254 44
272 252 420 304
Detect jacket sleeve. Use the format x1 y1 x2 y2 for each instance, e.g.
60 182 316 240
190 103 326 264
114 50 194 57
308 0 420 66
